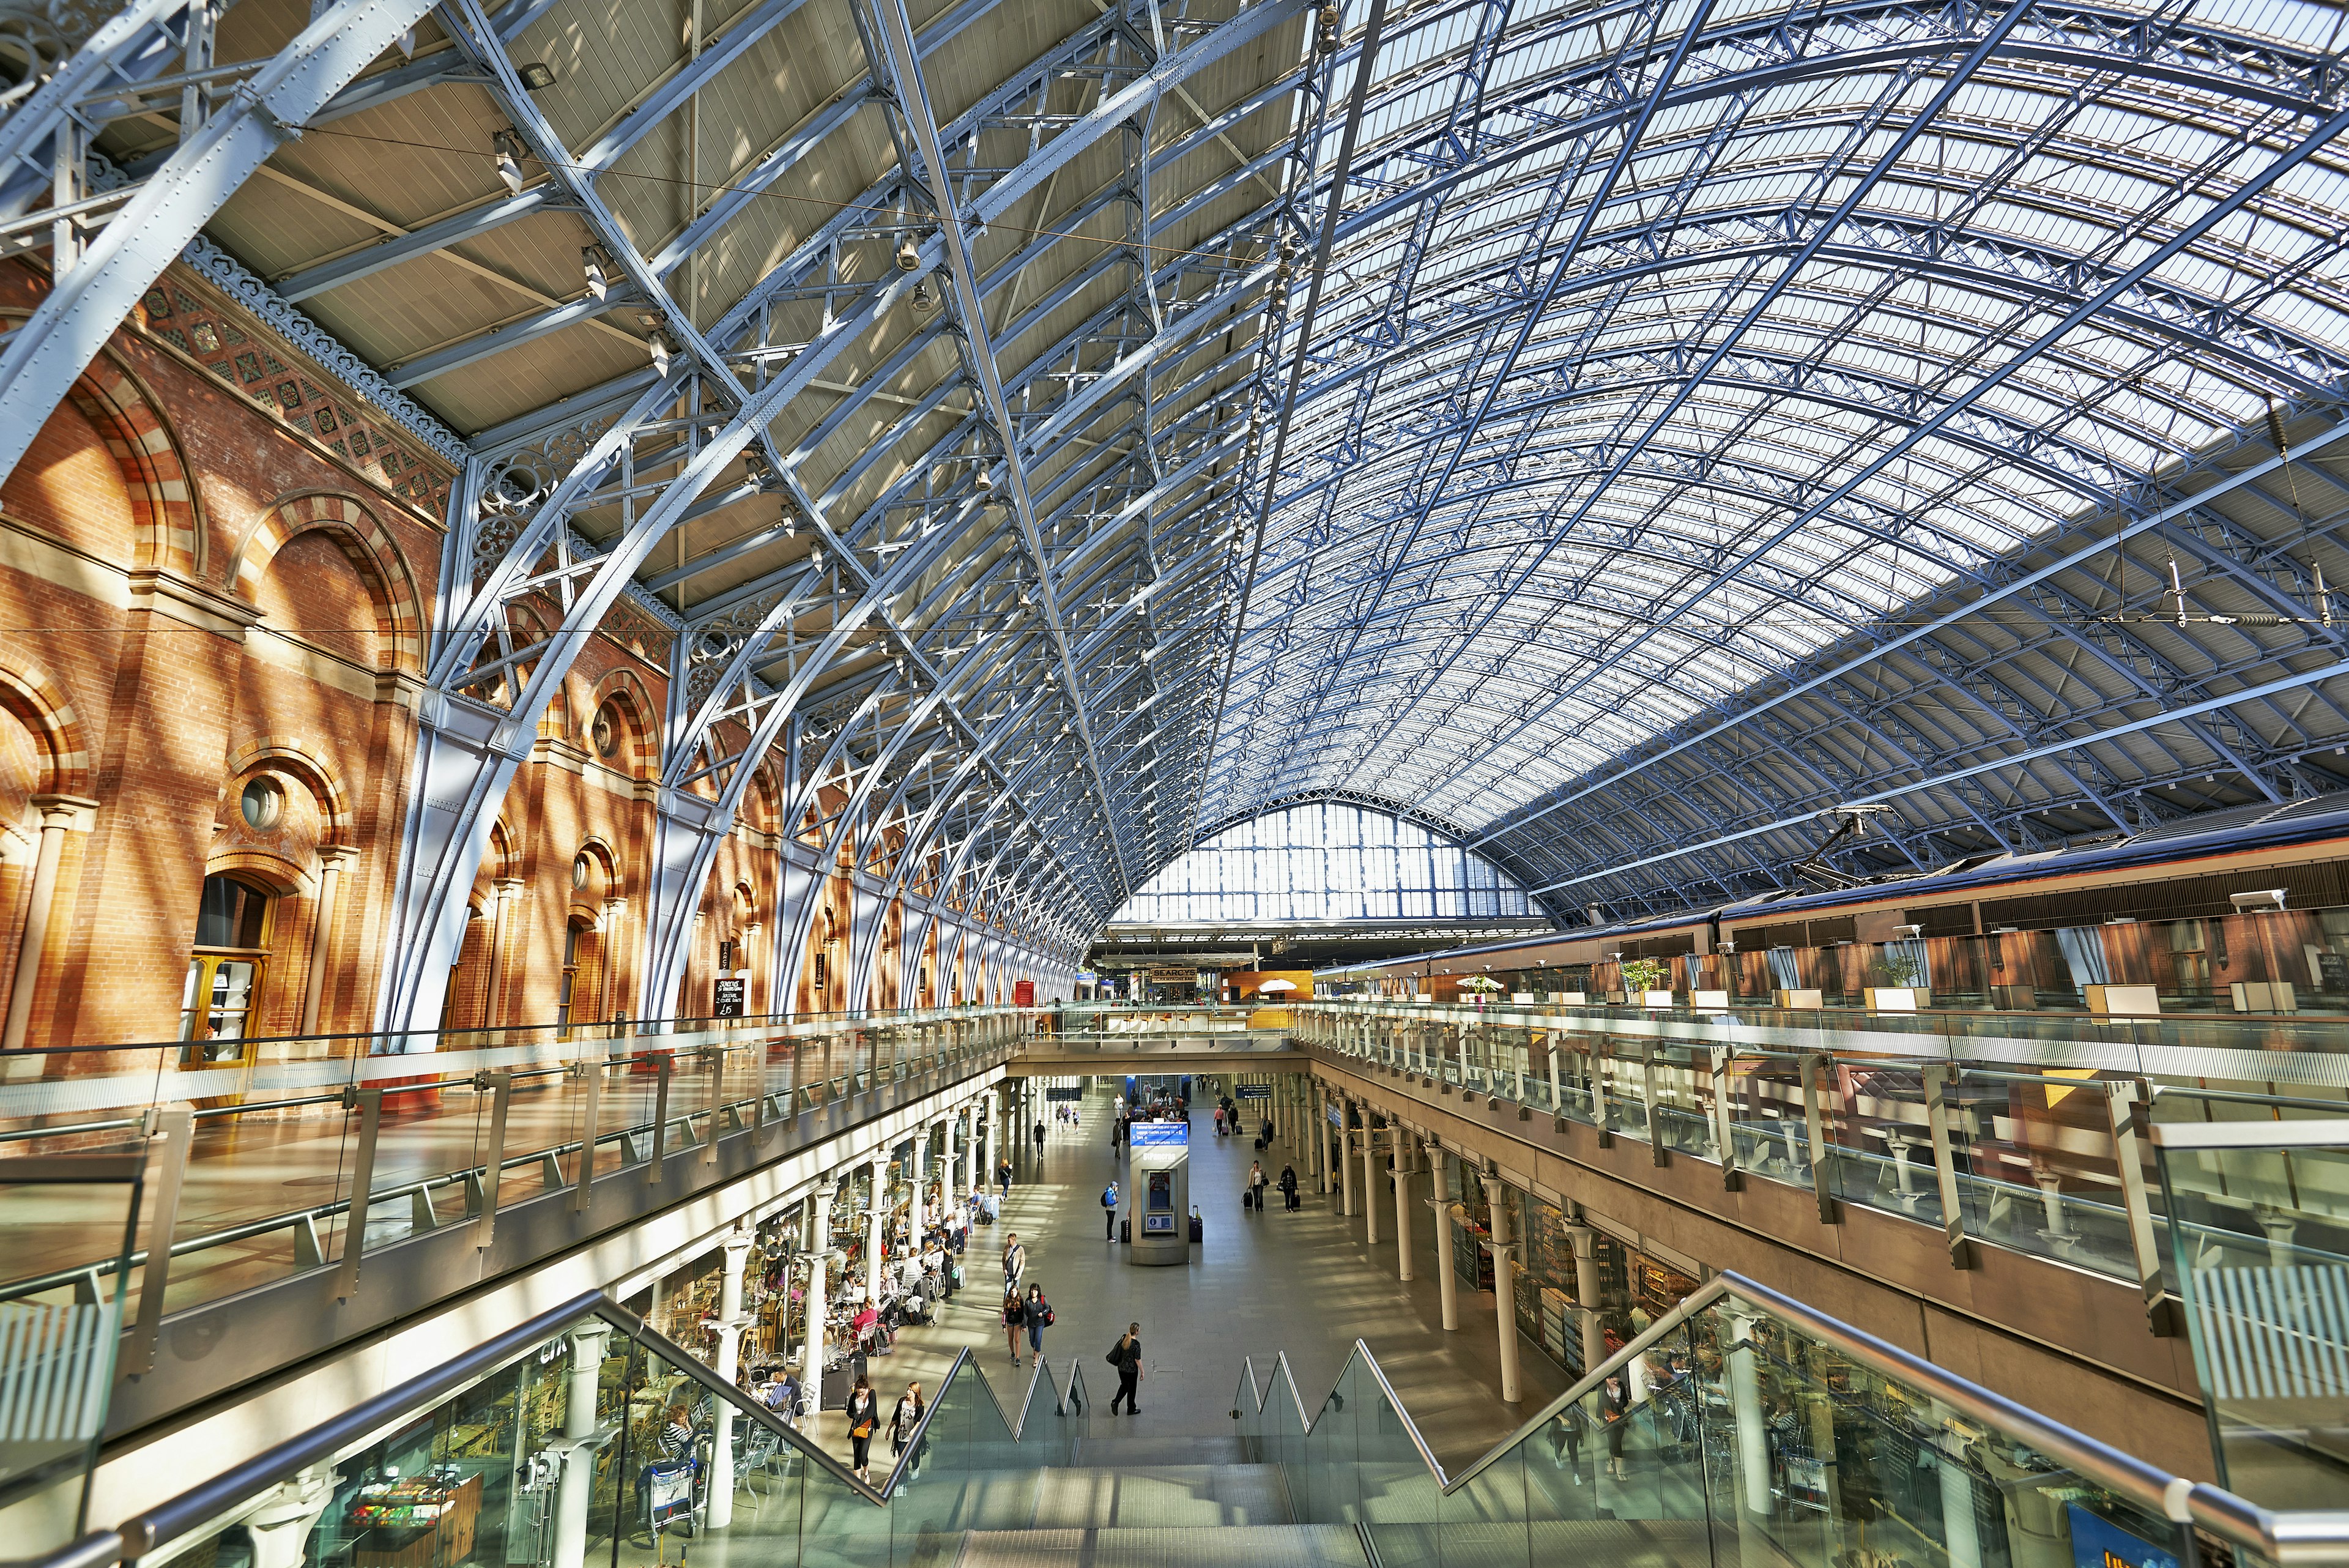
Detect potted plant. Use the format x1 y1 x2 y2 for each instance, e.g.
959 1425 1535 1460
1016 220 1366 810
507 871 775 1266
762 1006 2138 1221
1622 957 1672 1008
1459 974 1504 1011
1863 949 1929 1011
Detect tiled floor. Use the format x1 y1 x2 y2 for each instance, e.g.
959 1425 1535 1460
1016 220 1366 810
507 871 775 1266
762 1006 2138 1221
800 1077 1567 1474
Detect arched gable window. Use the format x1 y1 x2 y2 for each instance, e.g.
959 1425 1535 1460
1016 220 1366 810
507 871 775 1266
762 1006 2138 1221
1113 803 1537 923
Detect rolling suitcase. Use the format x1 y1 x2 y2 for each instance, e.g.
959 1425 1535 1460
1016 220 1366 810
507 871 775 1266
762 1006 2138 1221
1242 1189 1253 1212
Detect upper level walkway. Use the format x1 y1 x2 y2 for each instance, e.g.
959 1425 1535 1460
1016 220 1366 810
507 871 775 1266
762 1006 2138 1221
1 1006 1025 1445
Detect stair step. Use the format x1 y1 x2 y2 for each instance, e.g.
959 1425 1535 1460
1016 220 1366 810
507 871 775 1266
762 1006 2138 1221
952 1525 1368 1568
1030 1463 1291 1528
1067 1433 1247 1466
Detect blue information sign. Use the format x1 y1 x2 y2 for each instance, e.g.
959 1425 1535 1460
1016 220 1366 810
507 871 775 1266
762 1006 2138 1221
1129 1120 1189 1147
2068 1504 2179 1568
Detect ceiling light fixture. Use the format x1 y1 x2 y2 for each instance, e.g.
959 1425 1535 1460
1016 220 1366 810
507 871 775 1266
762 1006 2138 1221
518 61 557 91
492 130 527 195
582 244 612 301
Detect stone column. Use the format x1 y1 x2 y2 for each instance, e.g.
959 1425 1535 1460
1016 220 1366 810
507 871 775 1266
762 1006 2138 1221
1 795 89 1052
1485 1174 1521 1403
298 845 355 1038
1313 1085 1330 1194
242 1467 334 1568
707 1232 754 1527
1727 1310 1771 1519
1338 1104 1357 1217
864 1153 887 1304
1362 1120 1380 1244
985 1083 1001 1185
1392 1151 1416 1280
1567 1221 1603 1378
801 1194 832 1400
909 1121 927 1243
1428 1192 1460 1331
551 1320 612 1568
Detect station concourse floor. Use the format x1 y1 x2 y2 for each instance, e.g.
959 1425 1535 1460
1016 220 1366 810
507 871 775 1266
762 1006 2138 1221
797 1078 1569 1475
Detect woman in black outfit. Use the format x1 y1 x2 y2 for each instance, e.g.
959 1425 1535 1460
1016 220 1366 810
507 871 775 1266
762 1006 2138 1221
889 1380 926 1469
845 1373 880 1484
1598 1373 1631 1481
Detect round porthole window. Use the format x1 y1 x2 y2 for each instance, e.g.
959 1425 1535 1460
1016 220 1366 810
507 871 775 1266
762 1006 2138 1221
590 702 620 759
572 853 591 890
240 778 284 832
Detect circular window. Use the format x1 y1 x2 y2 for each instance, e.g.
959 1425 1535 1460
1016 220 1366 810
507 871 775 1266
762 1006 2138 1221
239 778 284 832
571 854 591 890
590 702 620 759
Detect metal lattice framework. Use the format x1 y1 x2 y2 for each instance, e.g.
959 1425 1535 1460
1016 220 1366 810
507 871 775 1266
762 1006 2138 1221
8 0 2349 1016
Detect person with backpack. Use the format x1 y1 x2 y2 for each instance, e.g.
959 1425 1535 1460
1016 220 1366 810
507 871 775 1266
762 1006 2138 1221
1107 1323 1143 1414
1102 1179 1120 1239
1279 1163 1300 1211
1002 1233 1026 1293
1023 1282 1053 1360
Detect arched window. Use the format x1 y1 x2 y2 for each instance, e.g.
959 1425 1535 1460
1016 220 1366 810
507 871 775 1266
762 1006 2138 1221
1112 803 1537 923
557 916 603 1036
182 875 273 1058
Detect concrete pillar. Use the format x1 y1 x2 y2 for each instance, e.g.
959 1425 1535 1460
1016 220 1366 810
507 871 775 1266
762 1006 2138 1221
1485 1175 1521 1403
242 1468 334 1568
1936 1432 1984 1568
1338 1105 1357 1217
0 797 86 1052
910 1123 927 1244
1428 1194 1459 1330
2033 1167 2069 1235
1392 1155 1415 1280
707 1231 754 1527
1314 1085 1330 1194
299 845 355 1037
864 1153 887 1304
1362 1119 1380 1244
801 1194 831 1400
985 1085 1001 1186
1727 1311 1770 1518
1567 1221 1603 1377
551 1320 612 1568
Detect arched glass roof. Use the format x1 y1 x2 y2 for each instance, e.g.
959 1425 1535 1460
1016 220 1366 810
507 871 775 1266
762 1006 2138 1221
38 0 2349 977
1111 800 1538 922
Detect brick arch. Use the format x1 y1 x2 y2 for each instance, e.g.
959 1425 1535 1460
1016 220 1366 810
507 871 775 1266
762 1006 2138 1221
582 669 659 777
0 658 92 798
223 737 353 838
574 834 623 897
228 491 423 672
59 344 201 575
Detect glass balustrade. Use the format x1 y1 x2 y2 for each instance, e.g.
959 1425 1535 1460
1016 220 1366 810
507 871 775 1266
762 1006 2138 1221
0 1007 1034 1332
31 1295 1091 1568
1234 1271 2337 1568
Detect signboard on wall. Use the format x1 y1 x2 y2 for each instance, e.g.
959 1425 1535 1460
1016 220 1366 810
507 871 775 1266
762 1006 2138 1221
1014 980 1035 1006
713 976 746 1018
2067 1504 2178 1568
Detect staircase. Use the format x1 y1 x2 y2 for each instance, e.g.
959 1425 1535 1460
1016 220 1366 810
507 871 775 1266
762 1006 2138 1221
930 1434 1368 1567
922 1433 1716 1568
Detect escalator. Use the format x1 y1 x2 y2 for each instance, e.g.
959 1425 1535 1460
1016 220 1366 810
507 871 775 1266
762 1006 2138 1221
15 1274 2345 1568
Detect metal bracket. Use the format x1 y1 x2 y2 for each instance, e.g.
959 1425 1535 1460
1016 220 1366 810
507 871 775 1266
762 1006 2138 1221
1923 1064 1972 1269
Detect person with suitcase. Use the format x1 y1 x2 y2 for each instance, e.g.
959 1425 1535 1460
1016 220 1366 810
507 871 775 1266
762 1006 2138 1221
1248 1159 1268 1214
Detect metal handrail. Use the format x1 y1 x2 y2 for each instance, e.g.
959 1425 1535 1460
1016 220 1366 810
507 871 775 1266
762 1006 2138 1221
1238 1269 2349 1566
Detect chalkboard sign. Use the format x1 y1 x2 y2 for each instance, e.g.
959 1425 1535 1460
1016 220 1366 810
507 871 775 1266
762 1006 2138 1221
2319 952 2349 994
713 976 746 1018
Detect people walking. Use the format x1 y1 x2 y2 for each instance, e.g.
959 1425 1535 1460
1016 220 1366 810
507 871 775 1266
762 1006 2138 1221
1003 1289 1027 1366
1033 1119 1046 1157
1024 1282 1052 1361
996 1156 1012 1199
1107 1322 1143 1414
1102 1178 1120 1239
1003 1232 1026 1293
1600 1372 1631 1481
1248 1159 1268 1213
845 1374 880 1484
1279 1163 1299 1211
890 1381 926 1468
